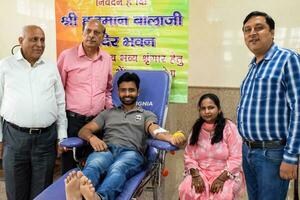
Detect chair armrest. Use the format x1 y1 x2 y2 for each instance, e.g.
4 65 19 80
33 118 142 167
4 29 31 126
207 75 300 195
59 137 87 148
146 139 178 151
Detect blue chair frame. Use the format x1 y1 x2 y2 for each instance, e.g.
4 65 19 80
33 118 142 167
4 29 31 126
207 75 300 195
35 70 178 200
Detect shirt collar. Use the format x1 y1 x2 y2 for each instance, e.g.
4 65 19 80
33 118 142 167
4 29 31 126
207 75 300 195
250 43 278 64
78 43 103 61
264 43 278 61
117 105 144 113
15 49 44 66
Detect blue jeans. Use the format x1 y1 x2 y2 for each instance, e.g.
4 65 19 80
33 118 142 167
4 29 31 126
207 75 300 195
82 144 144 200
242 143 289 200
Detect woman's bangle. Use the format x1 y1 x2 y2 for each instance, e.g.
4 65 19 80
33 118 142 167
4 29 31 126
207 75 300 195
217 177 226 182
191 174 200 178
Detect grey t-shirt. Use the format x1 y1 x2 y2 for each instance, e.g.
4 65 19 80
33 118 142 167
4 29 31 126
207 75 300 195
94 106 157 153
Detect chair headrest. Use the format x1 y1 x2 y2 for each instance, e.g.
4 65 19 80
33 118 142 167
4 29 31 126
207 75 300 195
112 70 170 127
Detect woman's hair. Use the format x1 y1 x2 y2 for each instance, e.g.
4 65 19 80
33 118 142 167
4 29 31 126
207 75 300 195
189 93 226 145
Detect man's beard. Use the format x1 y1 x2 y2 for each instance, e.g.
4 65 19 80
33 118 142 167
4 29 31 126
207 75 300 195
120 96 138 106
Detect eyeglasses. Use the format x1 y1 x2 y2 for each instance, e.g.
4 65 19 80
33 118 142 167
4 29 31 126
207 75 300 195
243 25 265 34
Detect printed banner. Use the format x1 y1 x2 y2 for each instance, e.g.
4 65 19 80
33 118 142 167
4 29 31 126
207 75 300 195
55 0 189 103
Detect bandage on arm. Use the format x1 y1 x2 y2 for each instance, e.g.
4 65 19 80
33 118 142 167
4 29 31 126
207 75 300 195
152 127 168 137
152 126 173 143
147 122 172 142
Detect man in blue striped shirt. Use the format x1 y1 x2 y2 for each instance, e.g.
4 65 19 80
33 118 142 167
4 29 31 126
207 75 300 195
237 11 300 200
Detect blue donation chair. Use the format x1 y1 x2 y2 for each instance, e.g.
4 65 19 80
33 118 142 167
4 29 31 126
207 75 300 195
34 70 178 200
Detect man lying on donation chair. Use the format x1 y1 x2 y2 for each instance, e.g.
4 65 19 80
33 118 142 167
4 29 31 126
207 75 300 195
64 72 186 200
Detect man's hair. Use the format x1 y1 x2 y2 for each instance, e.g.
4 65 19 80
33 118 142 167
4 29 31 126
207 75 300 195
20 25 44 38
82 19 106 35
117 72 140 89
243 11 275 30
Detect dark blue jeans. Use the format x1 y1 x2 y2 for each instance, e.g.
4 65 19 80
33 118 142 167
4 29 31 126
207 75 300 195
242 143 289 200
82 144 144 200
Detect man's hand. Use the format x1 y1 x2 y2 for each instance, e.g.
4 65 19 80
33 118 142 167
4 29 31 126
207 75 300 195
280 161 298 180
170 131 186 146
191 175 205 193
56 139 70 157
89 136 108 151
0 142 3 159
56 142 65 157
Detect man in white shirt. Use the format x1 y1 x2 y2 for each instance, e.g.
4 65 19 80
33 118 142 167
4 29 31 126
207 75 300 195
0 25 67 200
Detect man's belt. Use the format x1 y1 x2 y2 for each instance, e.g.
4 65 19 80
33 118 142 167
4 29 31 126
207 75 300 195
6 121 54 134
243 139 286 149
66 110 95 122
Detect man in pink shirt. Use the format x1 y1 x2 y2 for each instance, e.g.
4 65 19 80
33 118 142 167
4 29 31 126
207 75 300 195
58 19 113 174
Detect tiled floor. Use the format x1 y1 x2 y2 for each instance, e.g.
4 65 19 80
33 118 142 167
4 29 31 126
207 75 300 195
0 153 298 200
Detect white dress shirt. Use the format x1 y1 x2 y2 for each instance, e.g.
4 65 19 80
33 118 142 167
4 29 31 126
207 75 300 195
0 50 67 141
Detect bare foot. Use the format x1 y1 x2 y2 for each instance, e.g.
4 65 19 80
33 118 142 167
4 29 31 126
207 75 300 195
65 171 82 200
77 171 84 179
80 176 101 200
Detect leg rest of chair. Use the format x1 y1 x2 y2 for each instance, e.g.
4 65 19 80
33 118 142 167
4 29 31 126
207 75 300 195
34 169 78 200
116 170 147 200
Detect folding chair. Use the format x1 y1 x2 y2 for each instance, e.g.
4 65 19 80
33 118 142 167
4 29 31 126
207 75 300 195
34 70 178 200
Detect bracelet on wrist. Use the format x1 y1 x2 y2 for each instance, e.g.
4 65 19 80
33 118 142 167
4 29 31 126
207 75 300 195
217 177 226 182
191 174 200 178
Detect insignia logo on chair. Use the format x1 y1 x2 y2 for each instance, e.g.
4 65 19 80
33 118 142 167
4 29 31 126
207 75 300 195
137 101 153 106
135 114 142 121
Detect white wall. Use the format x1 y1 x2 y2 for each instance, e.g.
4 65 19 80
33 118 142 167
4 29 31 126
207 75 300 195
189 0 300 87
0 0 56 60
1 0 300 87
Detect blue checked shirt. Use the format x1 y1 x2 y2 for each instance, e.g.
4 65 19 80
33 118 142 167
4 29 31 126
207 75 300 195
237 44 300 164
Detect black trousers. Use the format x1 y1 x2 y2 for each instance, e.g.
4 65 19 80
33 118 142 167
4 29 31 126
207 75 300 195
2 121 57 200
61 115 94 174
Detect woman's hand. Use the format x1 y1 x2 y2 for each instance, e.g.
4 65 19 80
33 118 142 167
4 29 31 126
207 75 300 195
210 171 229 193
191 175 205 193
210 178 225 193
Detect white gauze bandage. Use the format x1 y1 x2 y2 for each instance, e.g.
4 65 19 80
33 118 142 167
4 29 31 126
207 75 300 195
152 127 167 137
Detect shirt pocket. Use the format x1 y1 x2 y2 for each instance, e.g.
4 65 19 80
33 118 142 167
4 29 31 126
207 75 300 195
67 65 88 85
126 113 145 127
252 75 280 100
37 72 56 94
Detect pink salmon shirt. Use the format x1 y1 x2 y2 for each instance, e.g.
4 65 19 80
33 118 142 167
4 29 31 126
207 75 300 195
57 44 113 116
